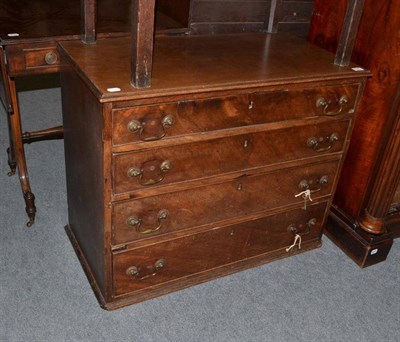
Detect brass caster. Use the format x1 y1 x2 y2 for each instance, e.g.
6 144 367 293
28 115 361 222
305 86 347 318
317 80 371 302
26 217 35 227
24 191 36 228
7 169 16 177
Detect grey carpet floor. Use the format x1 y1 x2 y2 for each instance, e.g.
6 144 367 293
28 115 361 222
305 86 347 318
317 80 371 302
1 80 399 342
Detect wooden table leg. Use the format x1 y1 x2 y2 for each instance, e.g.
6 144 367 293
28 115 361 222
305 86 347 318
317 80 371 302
22 125 64 144
1 47 17 177
6 74 36 227
6 114 17 176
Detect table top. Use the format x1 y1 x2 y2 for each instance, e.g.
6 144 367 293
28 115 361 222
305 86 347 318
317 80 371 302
58 32 371 102
0 0 182 45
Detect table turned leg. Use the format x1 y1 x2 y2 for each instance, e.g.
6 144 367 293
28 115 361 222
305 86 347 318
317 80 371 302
22 125 64 144
6 147 17 176
6 75 36 227
6 132 17 177
1 48 17 177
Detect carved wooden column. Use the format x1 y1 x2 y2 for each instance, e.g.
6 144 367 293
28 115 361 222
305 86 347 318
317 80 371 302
131 0 156 88
358 85 400 234
81 0 97 43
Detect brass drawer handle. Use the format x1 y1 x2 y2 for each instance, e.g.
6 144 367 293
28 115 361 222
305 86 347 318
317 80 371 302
126 259 165 281
287 219 317 252
127 160 172 186
44 51 58 65
298 175 329 193
287 218 317 235
127 209 169 234
316 95 349 116
127 114 174 141
307 133 339 152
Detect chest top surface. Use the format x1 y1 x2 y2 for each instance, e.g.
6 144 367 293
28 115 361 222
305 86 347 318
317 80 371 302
58 33 369 102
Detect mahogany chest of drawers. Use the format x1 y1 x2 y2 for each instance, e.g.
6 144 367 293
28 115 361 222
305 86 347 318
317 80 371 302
58 33 369 310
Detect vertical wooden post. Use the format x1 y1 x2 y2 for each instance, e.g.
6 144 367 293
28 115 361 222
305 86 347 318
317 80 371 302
81 0 97 44
334 0 365 66
131 0 156 88
0 46 12 114
266 0 282 33
358 85 400 235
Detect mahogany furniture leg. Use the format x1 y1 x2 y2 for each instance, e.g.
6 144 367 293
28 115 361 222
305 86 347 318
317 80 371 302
22 126 64 144
81 0 97 44
6 115 17 176
1 47 16 176
6 74 36 227
334 0 365 66
131 0 156 88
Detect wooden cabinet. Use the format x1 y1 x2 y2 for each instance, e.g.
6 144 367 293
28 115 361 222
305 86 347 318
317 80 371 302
58 32 368 309
0 0 318 226
309 0 400 267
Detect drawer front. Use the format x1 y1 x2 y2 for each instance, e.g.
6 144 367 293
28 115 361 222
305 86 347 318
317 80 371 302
113 119 350 194
113 201 327 296
112 160 338 245
248 84 359 122
112 84 360 146
6 43 61 76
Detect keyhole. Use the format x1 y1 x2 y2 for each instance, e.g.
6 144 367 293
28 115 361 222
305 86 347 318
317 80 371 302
237 183 243 191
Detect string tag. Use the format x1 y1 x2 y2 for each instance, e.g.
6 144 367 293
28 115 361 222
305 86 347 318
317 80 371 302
295 189 312 210
286 234 302 252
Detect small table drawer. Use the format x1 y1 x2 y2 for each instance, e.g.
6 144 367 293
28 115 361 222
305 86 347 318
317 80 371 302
113 201 327 297
113 119 351 194
112 160 338 245
6 42 61 76
112 84 360 146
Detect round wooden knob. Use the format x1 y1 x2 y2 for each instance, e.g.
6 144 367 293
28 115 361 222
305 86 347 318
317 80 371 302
45 51 58 65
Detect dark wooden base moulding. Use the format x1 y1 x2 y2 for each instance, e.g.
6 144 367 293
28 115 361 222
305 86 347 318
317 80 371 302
324 206 394 268
66 224 322 311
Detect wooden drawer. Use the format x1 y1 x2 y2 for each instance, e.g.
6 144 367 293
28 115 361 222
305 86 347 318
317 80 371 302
113 201 327 296
6 42 61 76
112 84 360 146
112 160 338 245
113 119 351 194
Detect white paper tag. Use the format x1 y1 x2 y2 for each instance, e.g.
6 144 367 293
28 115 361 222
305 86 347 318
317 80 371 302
7 33 20 37
370 249 378 255
107 87 121 93
352 67 365 72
